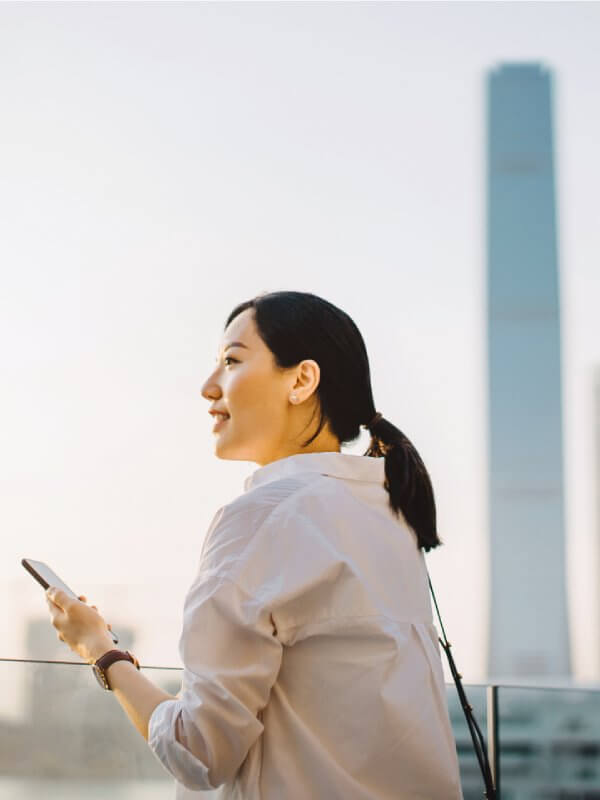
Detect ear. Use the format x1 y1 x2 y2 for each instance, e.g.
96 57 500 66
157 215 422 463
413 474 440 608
291 359 320 402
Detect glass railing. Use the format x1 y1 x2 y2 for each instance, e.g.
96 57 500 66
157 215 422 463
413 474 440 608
494 685 600 799
2 658 600 798
0 658 189 800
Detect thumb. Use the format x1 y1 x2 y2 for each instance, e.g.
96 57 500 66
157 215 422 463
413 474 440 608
46 587 69 610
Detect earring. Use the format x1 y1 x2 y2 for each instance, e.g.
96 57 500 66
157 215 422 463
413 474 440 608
290 393 298 403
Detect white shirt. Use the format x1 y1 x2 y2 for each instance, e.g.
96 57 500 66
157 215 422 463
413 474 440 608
148 452 463 799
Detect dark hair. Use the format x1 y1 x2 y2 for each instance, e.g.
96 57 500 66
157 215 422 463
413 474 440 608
226 291 441 552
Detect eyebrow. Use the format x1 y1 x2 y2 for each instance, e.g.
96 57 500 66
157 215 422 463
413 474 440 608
215 341 250 361
223 341 249 352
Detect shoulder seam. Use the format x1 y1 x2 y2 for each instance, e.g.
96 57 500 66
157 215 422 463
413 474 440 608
241 476 318 540
201 478 322 604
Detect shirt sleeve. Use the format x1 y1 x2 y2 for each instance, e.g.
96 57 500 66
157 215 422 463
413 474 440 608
147 506 283 791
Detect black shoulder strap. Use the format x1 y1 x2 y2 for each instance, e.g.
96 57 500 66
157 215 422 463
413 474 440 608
427 571 497 800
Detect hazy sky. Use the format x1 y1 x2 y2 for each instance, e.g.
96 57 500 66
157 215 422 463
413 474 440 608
2 1 600 684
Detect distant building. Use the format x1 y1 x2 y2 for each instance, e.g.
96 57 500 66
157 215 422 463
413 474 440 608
486 63 571 678
595 367 600 673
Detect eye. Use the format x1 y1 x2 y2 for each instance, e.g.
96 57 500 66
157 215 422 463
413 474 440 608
223 356 239 366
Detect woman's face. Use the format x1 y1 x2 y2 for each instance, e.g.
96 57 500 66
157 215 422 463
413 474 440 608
201 308 316 465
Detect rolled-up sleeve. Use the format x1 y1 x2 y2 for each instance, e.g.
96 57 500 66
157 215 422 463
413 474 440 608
148 563 283 791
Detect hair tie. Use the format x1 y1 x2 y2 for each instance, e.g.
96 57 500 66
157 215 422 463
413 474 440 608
364 412 383 431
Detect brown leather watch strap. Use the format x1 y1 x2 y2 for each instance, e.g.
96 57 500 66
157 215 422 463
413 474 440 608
94 649 140 690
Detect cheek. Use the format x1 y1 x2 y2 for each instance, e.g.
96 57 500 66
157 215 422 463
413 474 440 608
227 368 284 420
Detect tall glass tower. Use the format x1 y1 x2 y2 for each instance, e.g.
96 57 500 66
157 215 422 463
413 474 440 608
595 368 600 673
487 63 571 678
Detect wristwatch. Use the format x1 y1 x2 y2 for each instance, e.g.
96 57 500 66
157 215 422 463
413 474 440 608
93 649 140 690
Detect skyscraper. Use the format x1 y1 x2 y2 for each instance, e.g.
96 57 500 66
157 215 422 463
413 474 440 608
487 63 571 678
595 367 600 674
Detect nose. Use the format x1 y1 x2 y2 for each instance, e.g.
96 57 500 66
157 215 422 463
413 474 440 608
201 367 222 402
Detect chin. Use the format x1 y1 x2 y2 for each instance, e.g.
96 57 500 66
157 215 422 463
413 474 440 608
214 434 262 464
214 436 248 462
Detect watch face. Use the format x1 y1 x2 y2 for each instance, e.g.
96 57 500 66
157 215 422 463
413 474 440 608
93 664 110 690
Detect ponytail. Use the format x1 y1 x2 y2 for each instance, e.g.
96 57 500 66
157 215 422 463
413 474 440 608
364 415 441 552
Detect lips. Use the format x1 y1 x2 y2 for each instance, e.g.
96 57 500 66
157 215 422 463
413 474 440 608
211 412 230 433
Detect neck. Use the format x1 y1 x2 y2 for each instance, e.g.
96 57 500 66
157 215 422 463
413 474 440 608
259 428 341 467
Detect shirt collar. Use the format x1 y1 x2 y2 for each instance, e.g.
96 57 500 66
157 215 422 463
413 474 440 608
244 451 385 492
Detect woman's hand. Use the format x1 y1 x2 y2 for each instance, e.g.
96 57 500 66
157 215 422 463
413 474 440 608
46 589 174 744
46 588 115 664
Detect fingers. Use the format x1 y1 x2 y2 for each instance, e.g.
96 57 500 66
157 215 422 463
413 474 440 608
46 587 60 607
46 587 73 610
46 588 113 657
76 595 100 614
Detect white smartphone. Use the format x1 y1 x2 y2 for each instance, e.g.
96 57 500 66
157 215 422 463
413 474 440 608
22 558 119 645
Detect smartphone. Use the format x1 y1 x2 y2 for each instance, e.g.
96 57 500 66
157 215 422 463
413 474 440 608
22 558 119 645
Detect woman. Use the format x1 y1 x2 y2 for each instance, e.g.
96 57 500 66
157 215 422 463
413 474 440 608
46 291 463 799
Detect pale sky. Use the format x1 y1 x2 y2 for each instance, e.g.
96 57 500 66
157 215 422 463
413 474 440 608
2 1 600 684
